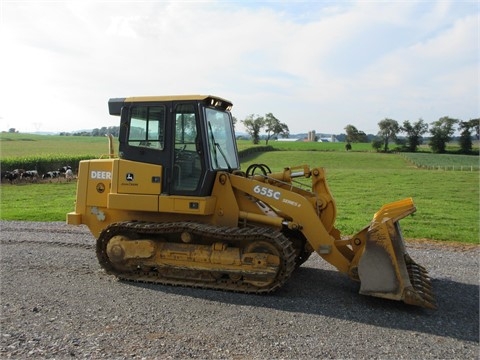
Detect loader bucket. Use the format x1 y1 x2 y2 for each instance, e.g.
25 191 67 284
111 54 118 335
357 198 437 309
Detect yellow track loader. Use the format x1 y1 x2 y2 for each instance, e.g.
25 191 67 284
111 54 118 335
67 95 435 309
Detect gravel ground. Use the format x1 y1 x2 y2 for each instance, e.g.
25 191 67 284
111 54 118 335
0 220 478 359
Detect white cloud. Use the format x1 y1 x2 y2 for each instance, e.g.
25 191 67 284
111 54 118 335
0 0 477 135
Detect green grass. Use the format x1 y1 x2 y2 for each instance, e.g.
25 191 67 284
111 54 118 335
242 151 479 243
236 139 373 152
0 182 77 221
1 134 478 244
241 150 408 171
401 152 479 170
1 132 117 158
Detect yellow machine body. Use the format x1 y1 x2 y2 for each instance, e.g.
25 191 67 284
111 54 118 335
67 95 435 309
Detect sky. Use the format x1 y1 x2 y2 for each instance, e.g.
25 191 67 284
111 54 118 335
0 0 478 136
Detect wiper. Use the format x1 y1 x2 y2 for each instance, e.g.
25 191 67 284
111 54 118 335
208 121 231 171
215 142 232 172
208 121 219 167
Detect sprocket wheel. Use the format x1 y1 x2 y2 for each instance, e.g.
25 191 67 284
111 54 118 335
242 240 281 287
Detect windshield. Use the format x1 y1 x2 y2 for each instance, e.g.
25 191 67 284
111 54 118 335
205 107 239 170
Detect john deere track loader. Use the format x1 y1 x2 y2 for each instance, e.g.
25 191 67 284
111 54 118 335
67 95 436 309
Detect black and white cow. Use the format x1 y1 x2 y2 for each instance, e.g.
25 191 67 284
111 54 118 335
42 171 61 179
21 170 39 181
2 171 18 183
58 165 72 174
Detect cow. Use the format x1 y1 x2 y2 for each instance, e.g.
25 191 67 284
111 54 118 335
58 165 72 174
21 170 39 182
2 171 19 183
12 169 25 176
65 168 74 181
42 171 61 180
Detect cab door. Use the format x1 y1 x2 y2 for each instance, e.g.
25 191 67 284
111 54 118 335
170 102 205 195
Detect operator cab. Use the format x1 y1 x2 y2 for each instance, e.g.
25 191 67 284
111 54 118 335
110 95 239 196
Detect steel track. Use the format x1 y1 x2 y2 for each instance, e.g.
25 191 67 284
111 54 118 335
96 221 297 294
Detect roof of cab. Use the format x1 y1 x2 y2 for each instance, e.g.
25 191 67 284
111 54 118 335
108 95 232 116
124 95 231 104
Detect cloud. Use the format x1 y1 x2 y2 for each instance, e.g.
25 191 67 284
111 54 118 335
0 0 477 135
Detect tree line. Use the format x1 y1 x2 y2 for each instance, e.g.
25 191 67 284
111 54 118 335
351 117 479 154
240 113 479 154
55 114 478 155
59 127 120 137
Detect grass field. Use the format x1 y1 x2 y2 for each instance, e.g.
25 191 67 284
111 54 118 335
2 132 478 159
1 132 119 158
401 152 479 170
241 151 479 243
0 182 76 221
1 133 478 244
1 133 367 158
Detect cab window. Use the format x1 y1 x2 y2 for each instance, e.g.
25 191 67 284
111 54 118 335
128 106 165 149
205 107 238 170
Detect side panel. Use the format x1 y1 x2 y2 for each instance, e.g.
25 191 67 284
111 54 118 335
108 194 158 212
108 159 162 211
115 159 162 195
85 159 114 207
67 159 114 228
158 195 216 214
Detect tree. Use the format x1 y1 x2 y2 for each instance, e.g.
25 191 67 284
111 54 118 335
242 114 264 144
344 124 356 143
371 139 383 152
356 130 368 143
344 124 368 143
458 119 479 154
264 113 289 145
344 125 359 143
401 119 428 152
429 116 458 153
377 118 400 152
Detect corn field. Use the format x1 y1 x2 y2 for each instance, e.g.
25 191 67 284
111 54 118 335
401 153 479 171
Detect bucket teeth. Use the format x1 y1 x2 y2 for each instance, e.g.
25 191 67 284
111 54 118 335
422 292 436 304
409 266 429 276
404 258 437 309
405 254 427 271
407 264 430 281
408 277 432 292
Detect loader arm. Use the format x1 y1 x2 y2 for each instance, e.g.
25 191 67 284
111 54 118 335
228 170 352 274
226 166 436 309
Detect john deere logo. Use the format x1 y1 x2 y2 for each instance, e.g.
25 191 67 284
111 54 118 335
126 173 134 181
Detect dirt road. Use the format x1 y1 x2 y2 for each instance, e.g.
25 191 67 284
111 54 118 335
1 221 478 359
